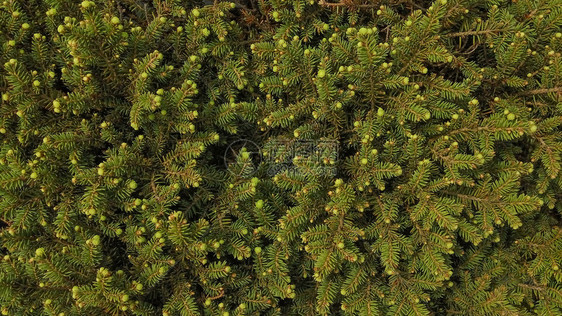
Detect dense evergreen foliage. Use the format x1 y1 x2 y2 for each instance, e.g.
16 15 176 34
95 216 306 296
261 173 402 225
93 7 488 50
1 0 561 315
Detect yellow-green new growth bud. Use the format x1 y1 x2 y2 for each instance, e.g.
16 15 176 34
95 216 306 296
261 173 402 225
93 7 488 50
256 200 264 208
129 180 137 189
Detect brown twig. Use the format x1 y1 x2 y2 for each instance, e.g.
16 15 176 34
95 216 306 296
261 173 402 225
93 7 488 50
318 0 382 8
518 86 562 97
209 288 225 300
444 29 508 38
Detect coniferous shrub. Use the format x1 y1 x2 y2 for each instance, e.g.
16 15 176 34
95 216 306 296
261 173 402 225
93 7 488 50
0 0 561 315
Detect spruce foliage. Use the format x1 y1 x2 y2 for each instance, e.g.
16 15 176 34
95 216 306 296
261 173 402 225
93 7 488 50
0 0 561 315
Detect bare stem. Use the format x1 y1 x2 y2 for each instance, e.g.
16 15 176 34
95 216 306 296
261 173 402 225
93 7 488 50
518 86 562 96
444 29 508 38
318 0 382 8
